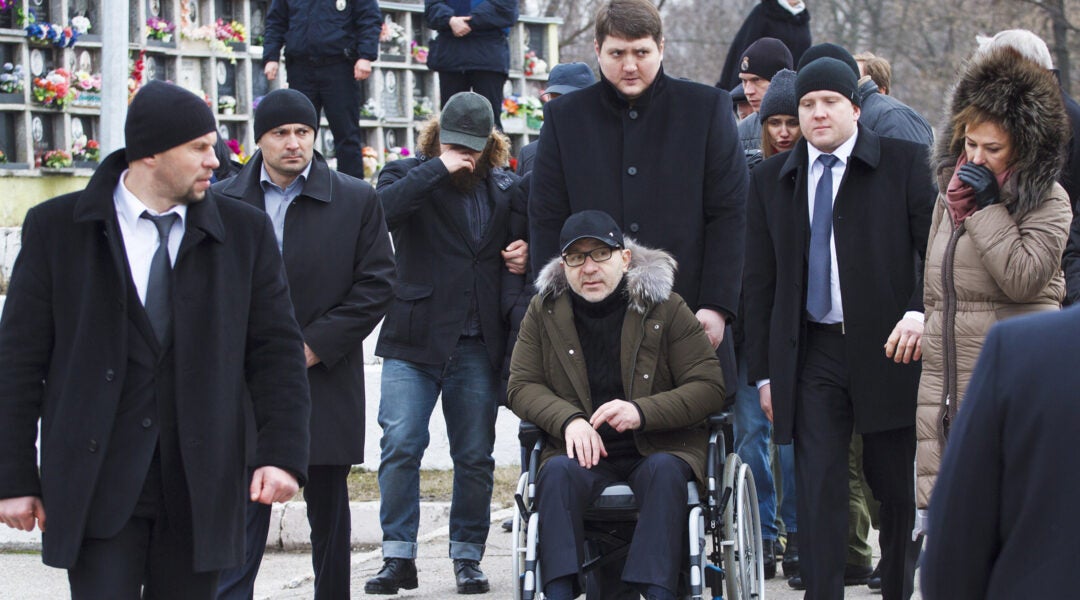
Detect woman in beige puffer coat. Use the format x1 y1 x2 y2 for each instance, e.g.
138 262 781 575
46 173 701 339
915 46 1071 529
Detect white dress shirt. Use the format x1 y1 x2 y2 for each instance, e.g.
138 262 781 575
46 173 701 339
113 170 187 306
805 130 858 325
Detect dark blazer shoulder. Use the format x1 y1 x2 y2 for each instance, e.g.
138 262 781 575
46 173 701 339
28 191 82 221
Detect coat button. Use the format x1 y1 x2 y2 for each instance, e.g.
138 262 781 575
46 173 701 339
568 349 575 355
141 418 153 429
653 324 660 330
627 166 637 176
88 439 98 452
105 369 115 382
629 223 640 233
629 110 639 119
643 373 650 379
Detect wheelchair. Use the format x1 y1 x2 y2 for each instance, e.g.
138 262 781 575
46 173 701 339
511 413 765 600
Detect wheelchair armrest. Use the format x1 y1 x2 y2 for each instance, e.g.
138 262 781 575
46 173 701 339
518 421 542 446
708 412 732 431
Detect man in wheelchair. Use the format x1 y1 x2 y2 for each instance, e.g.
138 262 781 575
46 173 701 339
507 210 726 600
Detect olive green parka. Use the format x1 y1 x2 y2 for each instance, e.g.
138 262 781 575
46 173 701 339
506 240 726 484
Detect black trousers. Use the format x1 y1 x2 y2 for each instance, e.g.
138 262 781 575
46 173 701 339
437 69 508 131
69 454 220 599
285 59 365 180
535 453 693 597
793 328 916 600
216 465 352 600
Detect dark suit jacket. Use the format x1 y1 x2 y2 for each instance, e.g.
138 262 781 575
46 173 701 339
375 156 525 371
743 127 934 443
0 150 311 571
922 307 1080 599
214 151 395 465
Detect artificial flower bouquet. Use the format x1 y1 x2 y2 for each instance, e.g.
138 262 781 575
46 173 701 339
23 12 89 48
218 94 237 113
0 62 25 95
215 18 246 44
32 68 76 109
225 138 249 164
411 41 428 64
523 50 547 77
146 17 175 42
42 149 73 168
72 138 100 163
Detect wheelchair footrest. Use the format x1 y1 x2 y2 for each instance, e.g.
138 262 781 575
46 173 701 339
705 563 725 595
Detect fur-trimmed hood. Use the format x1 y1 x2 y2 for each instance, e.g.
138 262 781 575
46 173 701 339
935 46 1068 216
534 238 677 314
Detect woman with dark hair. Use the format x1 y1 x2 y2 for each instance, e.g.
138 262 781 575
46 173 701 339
915 46 1071 533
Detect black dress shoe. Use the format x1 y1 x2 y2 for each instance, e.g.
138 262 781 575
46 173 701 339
782 532 799 578
502 517 513 532
844 563 874 585
454 559 490 594
787 574 805 590
867 562 882 591
763 538 777 579
364 558 418 595
786 564 874 590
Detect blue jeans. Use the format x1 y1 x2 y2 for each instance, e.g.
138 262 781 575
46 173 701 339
733 353 778 541
377 338 497 561
776 441 797 535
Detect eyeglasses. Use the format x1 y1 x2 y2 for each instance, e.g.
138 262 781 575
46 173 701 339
562 246 617 267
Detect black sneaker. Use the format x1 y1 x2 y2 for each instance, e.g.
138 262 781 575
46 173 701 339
501 517 513 532
364 558 418 595
763 538 777 579
454 559 490 594
782 532 799 578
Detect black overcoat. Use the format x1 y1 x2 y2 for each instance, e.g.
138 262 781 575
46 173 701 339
214 151 395 465
743 127 934 443
0 150 311 571
922 307 1080 599
529 70 748 320
375 156 525 371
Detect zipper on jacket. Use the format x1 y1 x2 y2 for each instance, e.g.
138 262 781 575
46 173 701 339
938 223 965 446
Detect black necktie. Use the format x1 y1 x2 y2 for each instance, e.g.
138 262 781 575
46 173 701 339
808 154 839 321
141 211 180 345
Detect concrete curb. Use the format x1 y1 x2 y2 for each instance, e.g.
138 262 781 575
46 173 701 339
0 502 518 553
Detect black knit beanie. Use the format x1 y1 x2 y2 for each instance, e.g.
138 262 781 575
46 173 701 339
797 43 861 79
796 57 861 107
740 37 794 81
125 81 218 162
254 89 320 141
759 69 798 122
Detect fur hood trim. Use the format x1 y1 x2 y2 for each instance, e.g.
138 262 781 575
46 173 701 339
534 238 677 314
935 46 1067 216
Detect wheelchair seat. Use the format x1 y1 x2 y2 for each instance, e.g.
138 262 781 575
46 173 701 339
585 482 700 513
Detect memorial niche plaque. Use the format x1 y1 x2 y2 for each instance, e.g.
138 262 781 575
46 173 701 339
31 113 55 155
380 69 402 119
216 59 236 97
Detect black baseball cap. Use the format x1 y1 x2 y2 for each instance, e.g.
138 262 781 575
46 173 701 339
560 210 624 254
544 62 595 96
440 91 493 152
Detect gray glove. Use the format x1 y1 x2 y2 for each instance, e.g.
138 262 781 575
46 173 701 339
957 162 1000 209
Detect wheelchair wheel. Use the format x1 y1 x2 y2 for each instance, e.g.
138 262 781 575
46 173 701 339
513 472 529 600
722 455 765 599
